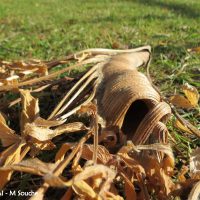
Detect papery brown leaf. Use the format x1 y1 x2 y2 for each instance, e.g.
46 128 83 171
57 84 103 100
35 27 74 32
0 142 28 189
3 142 26 166
61 187 73 200
182 83 199 107
142 156 174 197
29 184 48 200
188 46 200 53
54 122 88 135
188 181 200 200
0 113 20 147
24 122 87 141
24 123 55 141
33 117 65 127
4 60 48 76
173 110 200 138
170 95 192 109
190 148 200 179
135 143 174 165
121 173 136 200
55 143 72 163
20 89 39 131
72 164 116 199
0 170 13 189
174 119 193 134
73 180 99 199
44 173 72 188
105 192 124 200
29 139 56 157
2 158 56 176
81 144 113 164
170 83 199 109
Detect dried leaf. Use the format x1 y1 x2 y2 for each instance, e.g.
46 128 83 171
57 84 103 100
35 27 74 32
29 139 56 156
81 144 113 164
61 187 73 200
73 180 98 199
0 170 13 189
170 83 199 109
55 143 72 163
177 166 188 182
182 83 199 107
29 184 48 200
188 46 200 53
188 181 200 200
24 122 87 141
121 173 136 200
135 143 174 165
3 158 56 176
170 95 192 109
33 117 65 127
190 148 200 179
174 119 193 134
0 113 20 147
0 142 28 188
72 164 116 199
20 89 39 131
44 173 71 187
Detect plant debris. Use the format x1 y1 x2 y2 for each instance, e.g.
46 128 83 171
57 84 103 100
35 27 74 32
0 46 199 200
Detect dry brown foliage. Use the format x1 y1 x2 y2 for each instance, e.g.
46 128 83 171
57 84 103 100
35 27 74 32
0 46 199 200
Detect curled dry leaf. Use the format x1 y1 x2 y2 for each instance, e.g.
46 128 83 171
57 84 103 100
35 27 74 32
79 144 113 164
0 142 30 189
190 148 200 179
24 122 87 141
170 95 193 109
20 89 39 131
120 173 136 200
170 83 199 109
0 88 88 188
187 181 200 200
72 164 116 199
182 83 199 107
0 113 20 147
188 46 200 53
174 119 193 134
1 158 56 176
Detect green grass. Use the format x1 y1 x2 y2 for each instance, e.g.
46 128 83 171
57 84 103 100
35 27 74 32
0 0 200 87
0 0 200 198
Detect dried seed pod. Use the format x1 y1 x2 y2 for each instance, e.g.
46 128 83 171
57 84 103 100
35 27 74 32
95 47 171 145
54 46 171 146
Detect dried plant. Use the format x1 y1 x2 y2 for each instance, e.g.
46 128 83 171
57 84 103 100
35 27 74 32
0 46 199 200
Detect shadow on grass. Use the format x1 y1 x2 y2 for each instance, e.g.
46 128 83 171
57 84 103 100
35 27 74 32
133 0 200 19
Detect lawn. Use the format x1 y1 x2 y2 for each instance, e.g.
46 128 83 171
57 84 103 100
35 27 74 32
0 0 200 86
0 0 200 199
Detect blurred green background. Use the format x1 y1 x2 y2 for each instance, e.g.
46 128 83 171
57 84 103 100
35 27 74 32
0 0 199 105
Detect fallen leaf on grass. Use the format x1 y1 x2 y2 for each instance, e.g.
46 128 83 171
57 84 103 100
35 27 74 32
190 148 200 179
174 119 193 134
182 83 199 107
170 83 199 109
170 95 193 109
188 46 200 53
